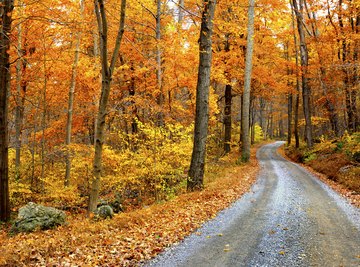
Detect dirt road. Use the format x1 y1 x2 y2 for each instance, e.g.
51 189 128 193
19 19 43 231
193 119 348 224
146 142 360 267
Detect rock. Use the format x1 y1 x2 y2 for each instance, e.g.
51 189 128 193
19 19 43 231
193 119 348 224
97 199 108 207
95 205 114 219
109 199 123 213
13 202 66 232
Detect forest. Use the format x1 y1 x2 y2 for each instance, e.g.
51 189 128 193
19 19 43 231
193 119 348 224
0 0 359 265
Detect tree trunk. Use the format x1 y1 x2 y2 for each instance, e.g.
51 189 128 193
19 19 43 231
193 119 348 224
40 38 47 192
259 97 266 139
156 0 164 127
187 0 216 192
291 6 300 148
352 13 360 130
288 93 293 145
223 84 232 154
65 0 84 187
178 0 184 23
240 0 255 162
88 0 127 213
292 0 313 147
285 42 293 146
14 2 26 181
250 97 256 145
0 0 13 222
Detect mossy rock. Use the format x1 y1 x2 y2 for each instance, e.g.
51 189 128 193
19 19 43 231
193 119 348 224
95 205 114 219
13 202 66 233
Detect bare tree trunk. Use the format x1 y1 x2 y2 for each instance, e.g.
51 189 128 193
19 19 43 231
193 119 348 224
259 97 266 139
250 97 256 145
88 0 127 213
14 1 26 181
156 0 164 127
0 0 13 222
285 42 293 145
352 13 359 129
65 0 84 187
187 0 216 192
291 6 300 148
240 0 255 162
223 84 232 154
178 0 184 23
292 0 313 147
40 37 48 192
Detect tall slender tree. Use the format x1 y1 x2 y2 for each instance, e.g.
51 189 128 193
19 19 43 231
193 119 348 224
291 4 300 148
88 0 127 213
65 0 84 187
187 0 216 191
240 0 255 162
292 0 313 147
0 0 14 222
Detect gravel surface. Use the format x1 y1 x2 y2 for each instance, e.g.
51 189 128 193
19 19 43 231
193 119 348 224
145 142 360 267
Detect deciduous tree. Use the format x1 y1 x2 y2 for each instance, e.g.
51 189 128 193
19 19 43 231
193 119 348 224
187 0 216 191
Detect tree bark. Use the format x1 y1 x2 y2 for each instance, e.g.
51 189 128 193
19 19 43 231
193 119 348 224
240 0 255 162
178 0 184 23
156 0 164 127
14 1 26 181
88 0 127 213
0 0 14 222
292 0 313 147
187 0 216 192
259 97 267 140
351 11 359 130
223 84 232 154
291 6 300 148
285 42 293 146
65 0 84 187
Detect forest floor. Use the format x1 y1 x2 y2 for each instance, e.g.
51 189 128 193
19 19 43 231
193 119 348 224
0 146 260 266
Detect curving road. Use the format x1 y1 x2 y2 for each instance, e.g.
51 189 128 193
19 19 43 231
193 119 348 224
146 142 360 267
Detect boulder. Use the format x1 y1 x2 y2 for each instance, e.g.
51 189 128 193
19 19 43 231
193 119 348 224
95 205 114 219
13 202 66 233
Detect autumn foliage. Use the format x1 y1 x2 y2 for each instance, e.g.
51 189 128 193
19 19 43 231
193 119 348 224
0 0 358 264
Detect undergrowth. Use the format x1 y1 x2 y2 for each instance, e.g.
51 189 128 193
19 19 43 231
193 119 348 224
285 132 360 193
0 147 260 266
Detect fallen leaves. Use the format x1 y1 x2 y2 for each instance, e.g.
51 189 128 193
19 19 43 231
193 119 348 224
0 148 259 266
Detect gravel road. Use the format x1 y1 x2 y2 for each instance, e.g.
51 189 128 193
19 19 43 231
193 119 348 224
145 142 360 267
